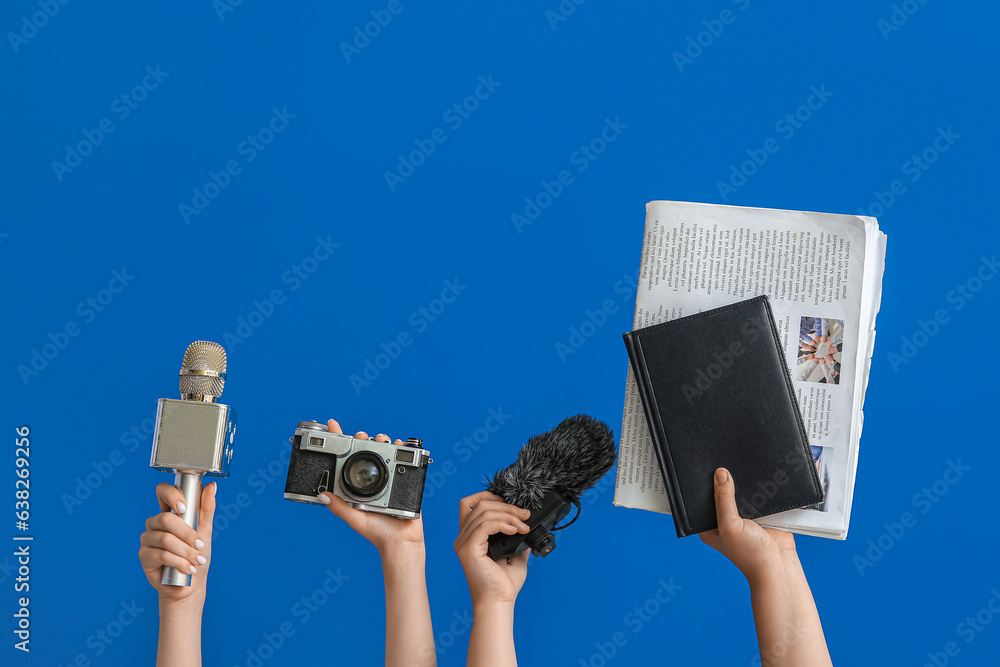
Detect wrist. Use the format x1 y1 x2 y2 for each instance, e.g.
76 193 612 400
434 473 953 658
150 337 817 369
472 596 516 617
745 549 804 591
380 540 425 576
159 591 206 619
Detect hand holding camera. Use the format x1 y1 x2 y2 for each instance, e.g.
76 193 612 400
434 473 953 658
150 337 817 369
311 419 429 555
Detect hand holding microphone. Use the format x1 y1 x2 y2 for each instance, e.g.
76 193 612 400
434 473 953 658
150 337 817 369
484 414 616 560
454 491 532 606
138 482 217 601
149 341 236 587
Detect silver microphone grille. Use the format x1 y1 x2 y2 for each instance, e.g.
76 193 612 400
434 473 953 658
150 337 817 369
179 341 228 398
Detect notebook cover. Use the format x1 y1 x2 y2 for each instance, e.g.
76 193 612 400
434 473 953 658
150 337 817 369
622 295 824 537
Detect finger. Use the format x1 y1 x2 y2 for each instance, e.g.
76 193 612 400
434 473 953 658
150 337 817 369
146 512 201 547
456 517 525 554
327 419 343 435
155 482 188 515
466 500 532 523
140 530 204 569
459 495 529 525
458 491 503 526
138 546 198 576
321 493 367 533
713 468 744 538
354 430 370 440
374 433 390 443
197 482 217 547
394 439 405 445
462 512 531 542
468 508 532 529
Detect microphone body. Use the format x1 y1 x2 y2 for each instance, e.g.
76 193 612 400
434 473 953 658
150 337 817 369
486 414 615 559
150 341 236 587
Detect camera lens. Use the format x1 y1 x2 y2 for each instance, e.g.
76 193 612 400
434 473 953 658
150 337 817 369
341 453 388 499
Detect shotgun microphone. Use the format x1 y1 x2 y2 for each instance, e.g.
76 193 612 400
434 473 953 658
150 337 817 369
486 414 615 559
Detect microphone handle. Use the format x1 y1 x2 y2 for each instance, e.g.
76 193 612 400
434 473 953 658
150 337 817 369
161 471 203 587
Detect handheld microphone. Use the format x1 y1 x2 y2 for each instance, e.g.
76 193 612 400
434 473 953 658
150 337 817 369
485 414 615 559
150 341 236 586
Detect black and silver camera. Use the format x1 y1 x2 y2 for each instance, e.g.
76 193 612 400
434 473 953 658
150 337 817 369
284 421 432 519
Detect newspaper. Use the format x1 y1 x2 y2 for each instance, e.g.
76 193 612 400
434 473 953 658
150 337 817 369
613 201 887 539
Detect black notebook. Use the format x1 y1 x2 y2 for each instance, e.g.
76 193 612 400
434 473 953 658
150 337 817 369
622 296 824 538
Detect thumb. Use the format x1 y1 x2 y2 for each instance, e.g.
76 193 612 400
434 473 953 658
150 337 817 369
713 468 743 538
323 493 366 532
198 482 218 544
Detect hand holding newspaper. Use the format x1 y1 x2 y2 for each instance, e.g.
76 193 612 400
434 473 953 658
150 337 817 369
614 201 887 539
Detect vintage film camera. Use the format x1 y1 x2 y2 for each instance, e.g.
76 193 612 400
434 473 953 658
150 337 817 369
284 420 431 519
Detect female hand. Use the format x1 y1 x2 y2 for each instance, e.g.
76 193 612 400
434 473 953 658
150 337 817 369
318 419 426 556
138 482 216 604
454 491 531 607
699 468 796 584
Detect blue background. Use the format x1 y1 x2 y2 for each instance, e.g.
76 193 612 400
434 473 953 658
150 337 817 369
2 1 998 665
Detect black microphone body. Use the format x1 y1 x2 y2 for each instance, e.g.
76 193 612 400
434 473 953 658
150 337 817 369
486 414 615 559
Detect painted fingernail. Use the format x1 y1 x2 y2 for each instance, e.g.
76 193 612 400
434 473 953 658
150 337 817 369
716 469 728 484
189 565 197 574
177 502 187 513
195 539 204 550
318 494 331 505
196 555 207 565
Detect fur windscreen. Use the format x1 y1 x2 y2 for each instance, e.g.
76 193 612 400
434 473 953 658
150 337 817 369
486 414 616 510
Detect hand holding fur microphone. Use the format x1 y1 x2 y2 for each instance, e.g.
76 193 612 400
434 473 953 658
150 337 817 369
485 414 616 559
149 341 236 587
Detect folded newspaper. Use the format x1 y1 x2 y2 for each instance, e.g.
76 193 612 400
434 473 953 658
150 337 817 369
614 201 887 539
